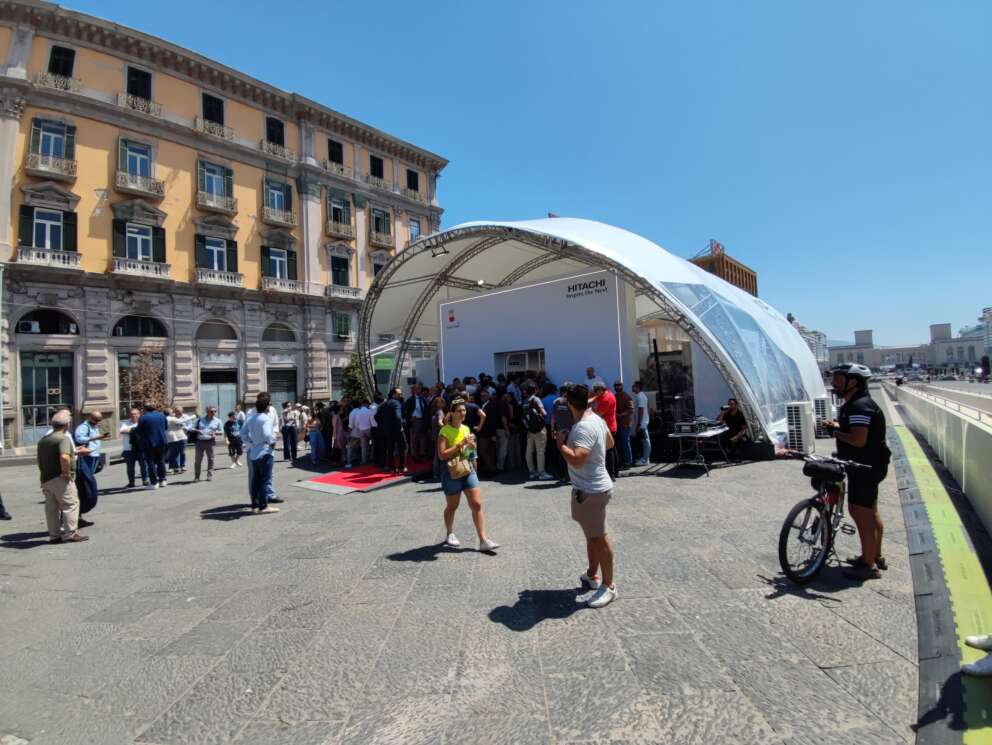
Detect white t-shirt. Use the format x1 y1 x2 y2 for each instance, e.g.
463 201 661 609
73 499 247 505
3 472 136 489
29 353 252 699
566 412 612 493
634 391 649 429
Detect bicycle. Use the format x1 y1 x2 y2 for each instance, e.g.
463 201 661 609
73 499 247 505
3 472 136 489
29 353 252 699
777 452 872 584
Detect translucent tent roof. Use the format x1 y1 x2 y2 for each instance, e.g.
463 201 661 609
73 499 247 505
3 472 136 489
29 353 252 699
359 217 826 442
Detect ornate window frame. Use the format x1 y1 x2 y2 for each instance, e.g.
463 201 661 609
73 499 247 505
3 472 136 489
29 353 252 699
112 197 166 227
20 180 80 212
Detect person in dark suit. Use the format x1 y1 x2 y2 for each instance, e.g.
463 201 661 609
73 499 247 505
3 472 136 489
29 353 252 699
403 384 429 460
136 401 168 489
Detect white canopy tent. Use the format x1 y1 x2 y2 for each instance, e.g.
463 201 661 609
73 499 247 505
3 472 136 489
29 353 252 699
358 217 826 443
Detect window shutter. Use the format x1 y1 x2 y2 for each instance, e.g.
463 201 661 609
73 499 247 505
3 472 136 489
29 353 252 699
197 161 206 193
64 125 76 160
194 234 206 269
384 211 391 234
112 219 126 258
152 226 165 263
118 138 128 171
260 245 271 277
287 249 297 281
18 205 33 247
62 211 77 252
226 240 238 272
283 182 292 211
343 199 351 224
223 167 233 198
29 119 40 154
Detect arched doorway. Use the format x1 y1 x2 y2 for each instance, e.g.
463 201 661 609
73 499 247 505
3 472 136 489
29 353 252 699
16 309 79 444
261 322 300 408
195 319 239 414
113 315 169 418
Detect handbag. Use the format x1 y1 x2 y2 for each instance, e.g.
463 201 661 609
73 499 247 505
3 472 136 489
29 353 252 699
446 455 471 479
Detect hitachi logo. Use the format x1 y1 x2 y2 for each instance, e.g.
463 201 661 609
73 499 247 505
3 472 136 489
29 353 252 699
567 279 606 293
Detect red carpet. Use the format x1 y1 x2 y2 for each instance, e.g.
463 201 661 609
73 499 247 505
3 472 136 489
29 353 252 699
306 457 433 491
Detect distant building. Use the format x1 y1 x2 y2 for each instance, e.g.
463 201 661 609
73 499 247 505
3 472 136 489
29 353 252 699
690 240 758 296
787 314 828 366
981 306 992 356
827 323 984 371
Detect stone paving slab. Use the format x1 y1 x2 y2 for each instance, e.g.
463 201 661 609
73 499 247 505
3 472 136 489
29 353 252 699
0 453 918 744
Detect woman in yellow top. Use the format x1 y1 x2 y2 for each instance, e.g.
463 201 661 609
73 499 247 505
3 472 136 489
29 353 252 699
439 398 499 552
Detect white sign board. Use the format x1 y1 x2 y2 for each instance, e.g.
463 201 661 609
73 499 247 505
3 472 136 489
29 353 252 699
438 270 633 385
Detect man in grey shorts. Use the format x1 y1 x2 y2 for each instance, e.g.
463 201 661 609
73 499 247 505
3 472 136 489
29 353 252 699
556 384 617 608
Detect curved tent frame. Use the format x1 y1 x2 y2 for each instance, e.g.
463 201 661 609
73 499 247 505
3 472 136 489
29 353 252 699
358 218 825 443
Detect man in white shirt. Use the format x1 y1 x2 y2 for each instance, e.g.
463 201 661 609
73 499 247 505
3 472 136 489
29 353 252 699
631 380 651 466
243 392 279 514
346 400 373 467
246 400 282 502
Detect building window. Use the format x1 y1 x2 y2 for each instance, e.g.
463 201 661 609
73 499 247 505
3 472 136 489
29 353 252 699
856 352 864 364
968 346 976 362
201 162 227 195
328 139 344 164
330 366 345 394
329 197 350 225
371 207 391 235
126 223 153 261
126 66 152 100
406 169 419 192
118 352 165 420
265 117 285 146
266 180 290 210
409 218 421 241
33 209 63 250
123 140 151 177
113 316 168 337
38 121 66 158
334 312 351 339
205 237 227 271
369 154 384 179
262 323 295 342
48 45 75 78
268 247 288 279
331 255 349 286
202 93 225 125
16 309 78 335
373 260 386 277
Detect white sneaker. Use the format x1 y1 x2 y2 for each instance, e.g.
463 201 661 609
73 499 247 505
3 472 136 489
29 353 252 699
962 653 992 677
966 634 992 651
479 538 500 552
445 533 461 548
144 484 156 491
258 505 280 514
580 573 601 590
229 463 237 469
160 481 168 488
587 584 618 609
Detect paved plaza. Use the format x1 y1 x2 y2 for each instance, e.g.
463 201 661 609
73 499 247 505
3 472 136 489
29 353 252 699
0 449 918 744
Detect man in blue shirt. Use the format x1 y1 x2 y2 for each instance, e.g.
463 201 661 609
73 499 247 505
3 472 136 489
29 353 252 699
74 410 109 507
243 392 278 514
192 406 223 482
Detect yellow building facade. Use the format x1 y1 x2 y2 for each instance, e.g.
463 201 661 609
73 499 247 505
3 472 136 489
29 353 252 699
0 0 447 448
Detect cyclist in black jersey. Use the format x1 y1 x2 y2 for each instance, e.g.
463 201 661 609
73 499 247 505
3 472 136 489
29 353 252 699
824 363 891 580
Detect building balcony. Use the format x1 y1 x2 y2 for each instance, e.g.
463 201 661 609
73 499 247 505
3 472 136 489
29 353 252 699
402 186 427 203
262 205 297 227
117 92 162 117
25 152 76 181
112 257 171 279
35 72 81 93
17 246 82 270
261 276 304 294
326 285 364 301
115 171 165 199
260 139 296 162
196 268 244 288
369 230 393 249
326 220 354 239
321 160 354 179
194 116 235 141
197 190 237 215
364 173 391 192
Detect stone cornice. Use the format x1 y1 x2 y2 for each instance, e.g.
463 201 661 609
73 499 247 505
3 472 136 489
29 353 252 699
0 0 448 171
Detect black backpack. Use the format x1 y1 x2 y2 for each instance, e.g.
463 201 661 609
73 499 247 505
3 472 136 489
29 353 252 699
526 400 545 434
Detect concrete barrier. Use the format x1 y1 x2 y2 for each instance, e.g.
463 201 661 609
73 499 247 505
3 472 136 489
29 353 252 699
893 383 992 533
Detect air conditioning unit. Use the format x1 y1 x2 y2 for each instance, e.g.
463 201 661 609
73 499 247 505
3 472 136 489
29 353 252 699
17 320 40 334
786 401 816 454
813 396 832 438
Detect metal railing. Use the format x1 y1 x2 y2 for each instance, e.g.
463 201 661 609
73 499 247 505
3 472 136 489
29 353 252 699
17 246 81 269
326 220 354 238
117 92 162 117
196 268 244 287
365 173 391 191
262 205 298 227
260 139 296 162
369 230 393 248
194 116 235 141
26 152 76 179
326 285 364 300
197 190 237 213
35 72 81 92
321 160 354 179
402 186 427 203
261 276 303 293
115 170 165 198
112 257 171 278
890 382 992 427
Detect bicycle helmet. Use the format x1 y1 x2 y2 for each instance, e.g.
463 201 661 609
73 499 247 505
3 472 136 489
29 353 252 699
828 363 872 385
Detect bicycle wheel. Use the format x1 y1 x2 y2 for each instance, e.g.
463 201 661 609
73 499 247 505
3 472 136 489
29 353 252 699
778 498 832 584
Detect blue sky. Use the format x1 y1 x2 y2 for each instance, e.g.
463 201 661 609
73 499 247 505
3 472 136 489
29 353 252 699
72 0 990 345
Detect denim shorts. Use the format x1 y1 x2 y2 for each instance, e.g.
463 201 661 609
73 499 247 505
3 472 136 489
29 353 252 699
442 468 480 495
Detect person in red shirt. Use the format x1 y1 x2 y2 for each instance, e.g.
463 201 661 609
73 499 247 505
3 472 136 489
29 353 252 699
591 382 619 480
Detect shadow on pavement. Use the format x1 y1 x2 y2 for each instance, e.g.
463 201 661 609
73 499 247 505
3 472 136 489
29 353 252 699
757 567 858 602
489 587 586 631
1 530 50 549
914 670 965 733
200 504 254 521
386 543 460 562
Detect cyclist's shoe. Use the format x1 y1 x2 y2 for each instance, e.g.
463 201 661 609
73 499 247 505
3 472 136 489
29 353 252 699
843 565 881 581
876 556 888 571
845 555 888 571
965 634 992 651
